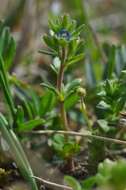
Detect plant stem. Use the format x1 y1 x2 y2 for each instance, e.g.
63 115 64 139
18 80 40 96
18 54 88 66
80 97 92 131
56 47 73 168
57 48 69 131
57 61 64 91
60 101 69 131
32 176 72 190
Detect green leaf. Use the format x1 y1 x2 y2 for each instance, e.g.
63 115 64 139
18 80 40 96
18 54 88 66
50 57 61 74
66 53 84 67
48 20 59 33
39 49 57 56
16 105 24 124
0 26 16 70
40 91 56 116
72 24 85 36
97 119 110 133
65 93 79 110
0 114 38 190
43 35 53 48
63 142 80 158
76 40 85 54
81 176 96 190
64 176 82 190
68 39 78 56
28 90 40 116
18 118 45 132
0 113 8 126
50 63 58 73
43 35 59 51
97 101 110 111
22 98 33 120
65 78 82 95
41 82 59 96
115 98 125 114
52 134 65 152
62 14 70 28
0 55 16 117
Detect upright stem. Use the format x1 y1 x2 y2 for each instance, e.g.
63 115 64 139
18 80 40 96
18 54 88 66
81 97 92 131
60 101 69 131
57 48 69 132
56 48 74 170
57 62 64 91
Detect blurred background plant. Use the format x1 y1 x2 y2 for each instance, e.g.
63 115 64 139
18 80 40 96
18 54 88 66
65 159 126 190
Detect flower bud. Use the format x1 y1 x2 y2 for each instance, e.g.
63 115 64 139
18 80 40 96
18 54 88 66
77 87 86 97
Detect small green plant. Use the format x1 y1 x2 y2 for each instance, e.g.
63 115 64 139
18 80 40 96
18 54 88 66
97 77 126 123
88 54 126 175
51 134 80 161
95 159 126 190
94 69 126 141
40 14 86 167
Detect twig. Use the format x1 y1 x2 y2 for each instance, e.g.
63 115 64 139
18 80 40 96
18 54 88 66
25 130 126 146
32 176 73 190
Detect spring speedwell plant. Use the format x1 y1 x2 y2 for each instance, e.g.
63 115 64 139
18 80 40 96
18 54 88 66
40 14 86 166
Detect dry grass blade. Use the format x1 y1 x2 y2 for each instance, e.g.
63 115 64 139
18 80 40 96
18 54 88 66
27 130 126 146
32 176 73 190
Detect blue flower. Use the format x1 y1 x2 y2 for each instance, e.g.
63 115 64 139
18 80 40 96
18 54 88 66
57 29 71 41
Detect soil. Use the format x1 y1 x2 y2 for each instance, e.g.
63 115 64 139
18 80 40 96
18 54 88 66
0 138 89 190
0 161 22 188
59 157 88 179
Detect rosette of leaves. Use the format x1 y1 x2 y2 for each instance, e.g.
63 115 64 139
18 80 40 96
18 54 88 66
51 134 80 160
41 14 85 69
